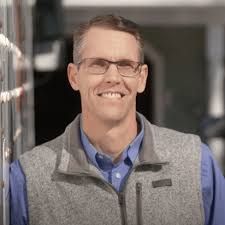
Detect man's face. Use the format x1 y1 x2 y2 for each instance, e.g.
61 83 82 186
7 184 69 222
68 27 148 123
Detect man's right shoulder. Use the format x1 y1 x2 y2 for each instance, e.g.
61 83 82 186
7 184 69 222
19 134 63 171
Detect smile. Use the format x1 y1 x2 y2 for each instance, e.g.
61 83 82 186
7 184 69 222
98 92 125 99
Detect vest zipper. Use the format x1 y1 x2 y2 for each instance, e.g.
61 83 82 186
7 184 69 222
136 182 143 225
58 171 128 225
57 162 162 225
118 192 128 225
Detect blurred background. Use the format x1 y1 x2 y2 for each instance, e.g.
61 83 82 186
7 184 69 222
32 0 225 173
1 0 225 223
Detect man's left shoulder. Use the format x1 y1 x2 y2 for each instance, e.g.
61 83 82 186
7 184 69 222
150 123 201 145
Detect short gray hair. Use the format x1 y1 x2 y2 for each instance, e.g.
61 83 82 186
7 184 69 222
72 14 144 64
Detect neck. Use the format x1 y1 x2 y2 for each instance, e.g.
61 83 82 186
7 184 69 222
82 113 137 162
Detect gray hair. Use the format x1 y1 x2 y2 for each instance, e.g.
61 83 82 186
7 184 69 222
72 14 144 64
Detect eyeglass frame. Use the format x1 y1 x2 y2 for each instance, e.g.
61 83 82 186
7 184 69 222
76 57 143 77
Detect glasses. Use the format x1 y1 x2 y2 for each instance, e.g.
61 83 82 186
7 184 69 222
77 58 142 77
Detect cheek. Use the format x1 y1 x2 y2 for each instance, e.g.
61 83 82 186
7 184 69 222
78 78 100 98
126 79 140 94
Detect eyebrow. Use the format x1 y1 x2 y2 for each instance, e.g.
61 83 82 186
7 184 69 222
91 57 140 62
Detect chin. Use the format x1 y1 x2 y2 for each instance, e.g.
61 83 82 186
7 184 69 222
98 111 125 123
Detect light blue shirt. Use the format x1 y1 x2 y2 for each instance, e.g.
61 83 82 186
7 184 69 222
79 119 144 191
10 118 225 225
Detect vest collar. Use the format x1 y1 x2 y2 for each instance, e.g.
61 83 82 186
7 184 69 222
55 113 168 176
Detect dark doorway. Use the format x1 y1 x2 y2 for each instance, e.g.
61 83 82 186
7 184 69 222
34 37 79 145
136 57 154 123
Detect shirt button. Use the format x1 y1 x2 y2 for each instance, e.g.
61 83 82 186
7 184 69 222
115 172 121 179
98 154 103 159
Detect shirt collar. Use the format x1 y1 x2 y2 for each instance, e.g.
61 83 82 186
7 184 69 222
55 113 168 176
80 115 144 171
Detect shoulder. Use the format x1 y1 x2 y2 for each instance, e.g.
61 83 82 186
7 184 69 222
141 113 200 144
19 115 81 176
201 143 225 186
152 121 199 140
20 135 61 161
150 123 201 153
200 143 225 224
10 159 26 184
19 134 63 176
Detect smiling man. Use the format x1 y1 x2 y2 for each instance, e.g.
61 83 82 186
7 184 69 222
10 15 225 225
67 26 147 161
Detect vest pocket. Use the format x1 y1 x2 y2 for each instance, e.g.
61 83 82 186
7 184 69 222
136 182 143 225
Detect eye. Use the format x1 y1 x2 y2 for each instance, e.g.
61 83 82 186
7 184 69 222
117 60 135 69
89 59 107 67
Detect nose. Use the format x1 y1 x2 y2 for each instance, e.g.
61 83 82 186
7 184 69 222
103 63 122 84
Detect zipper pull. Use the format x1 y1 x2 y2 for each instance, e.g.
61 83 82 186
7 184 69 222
136 182 142 192
118 193 127 225
119 193 124 205
136 182 143 225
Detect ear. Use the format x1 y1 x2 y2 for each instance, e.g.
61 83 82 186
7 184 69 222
67 63 79 91
137 64 148 93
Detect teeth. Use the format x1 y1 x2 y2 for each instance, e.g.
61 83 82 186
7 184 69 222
101 92 122 98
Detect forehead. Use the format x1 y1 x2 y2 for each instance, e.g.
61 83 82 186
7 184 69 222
81 27 140 61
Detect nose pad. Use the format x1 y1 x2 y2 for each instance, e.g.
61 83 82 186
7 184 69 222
103 64 122 83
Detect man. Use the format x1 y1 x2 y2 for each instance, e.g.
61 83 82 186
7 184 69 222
10 15 225 225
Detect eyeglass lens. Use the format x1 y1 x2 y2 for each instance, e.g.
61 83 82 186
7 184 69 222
82 58 140 76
